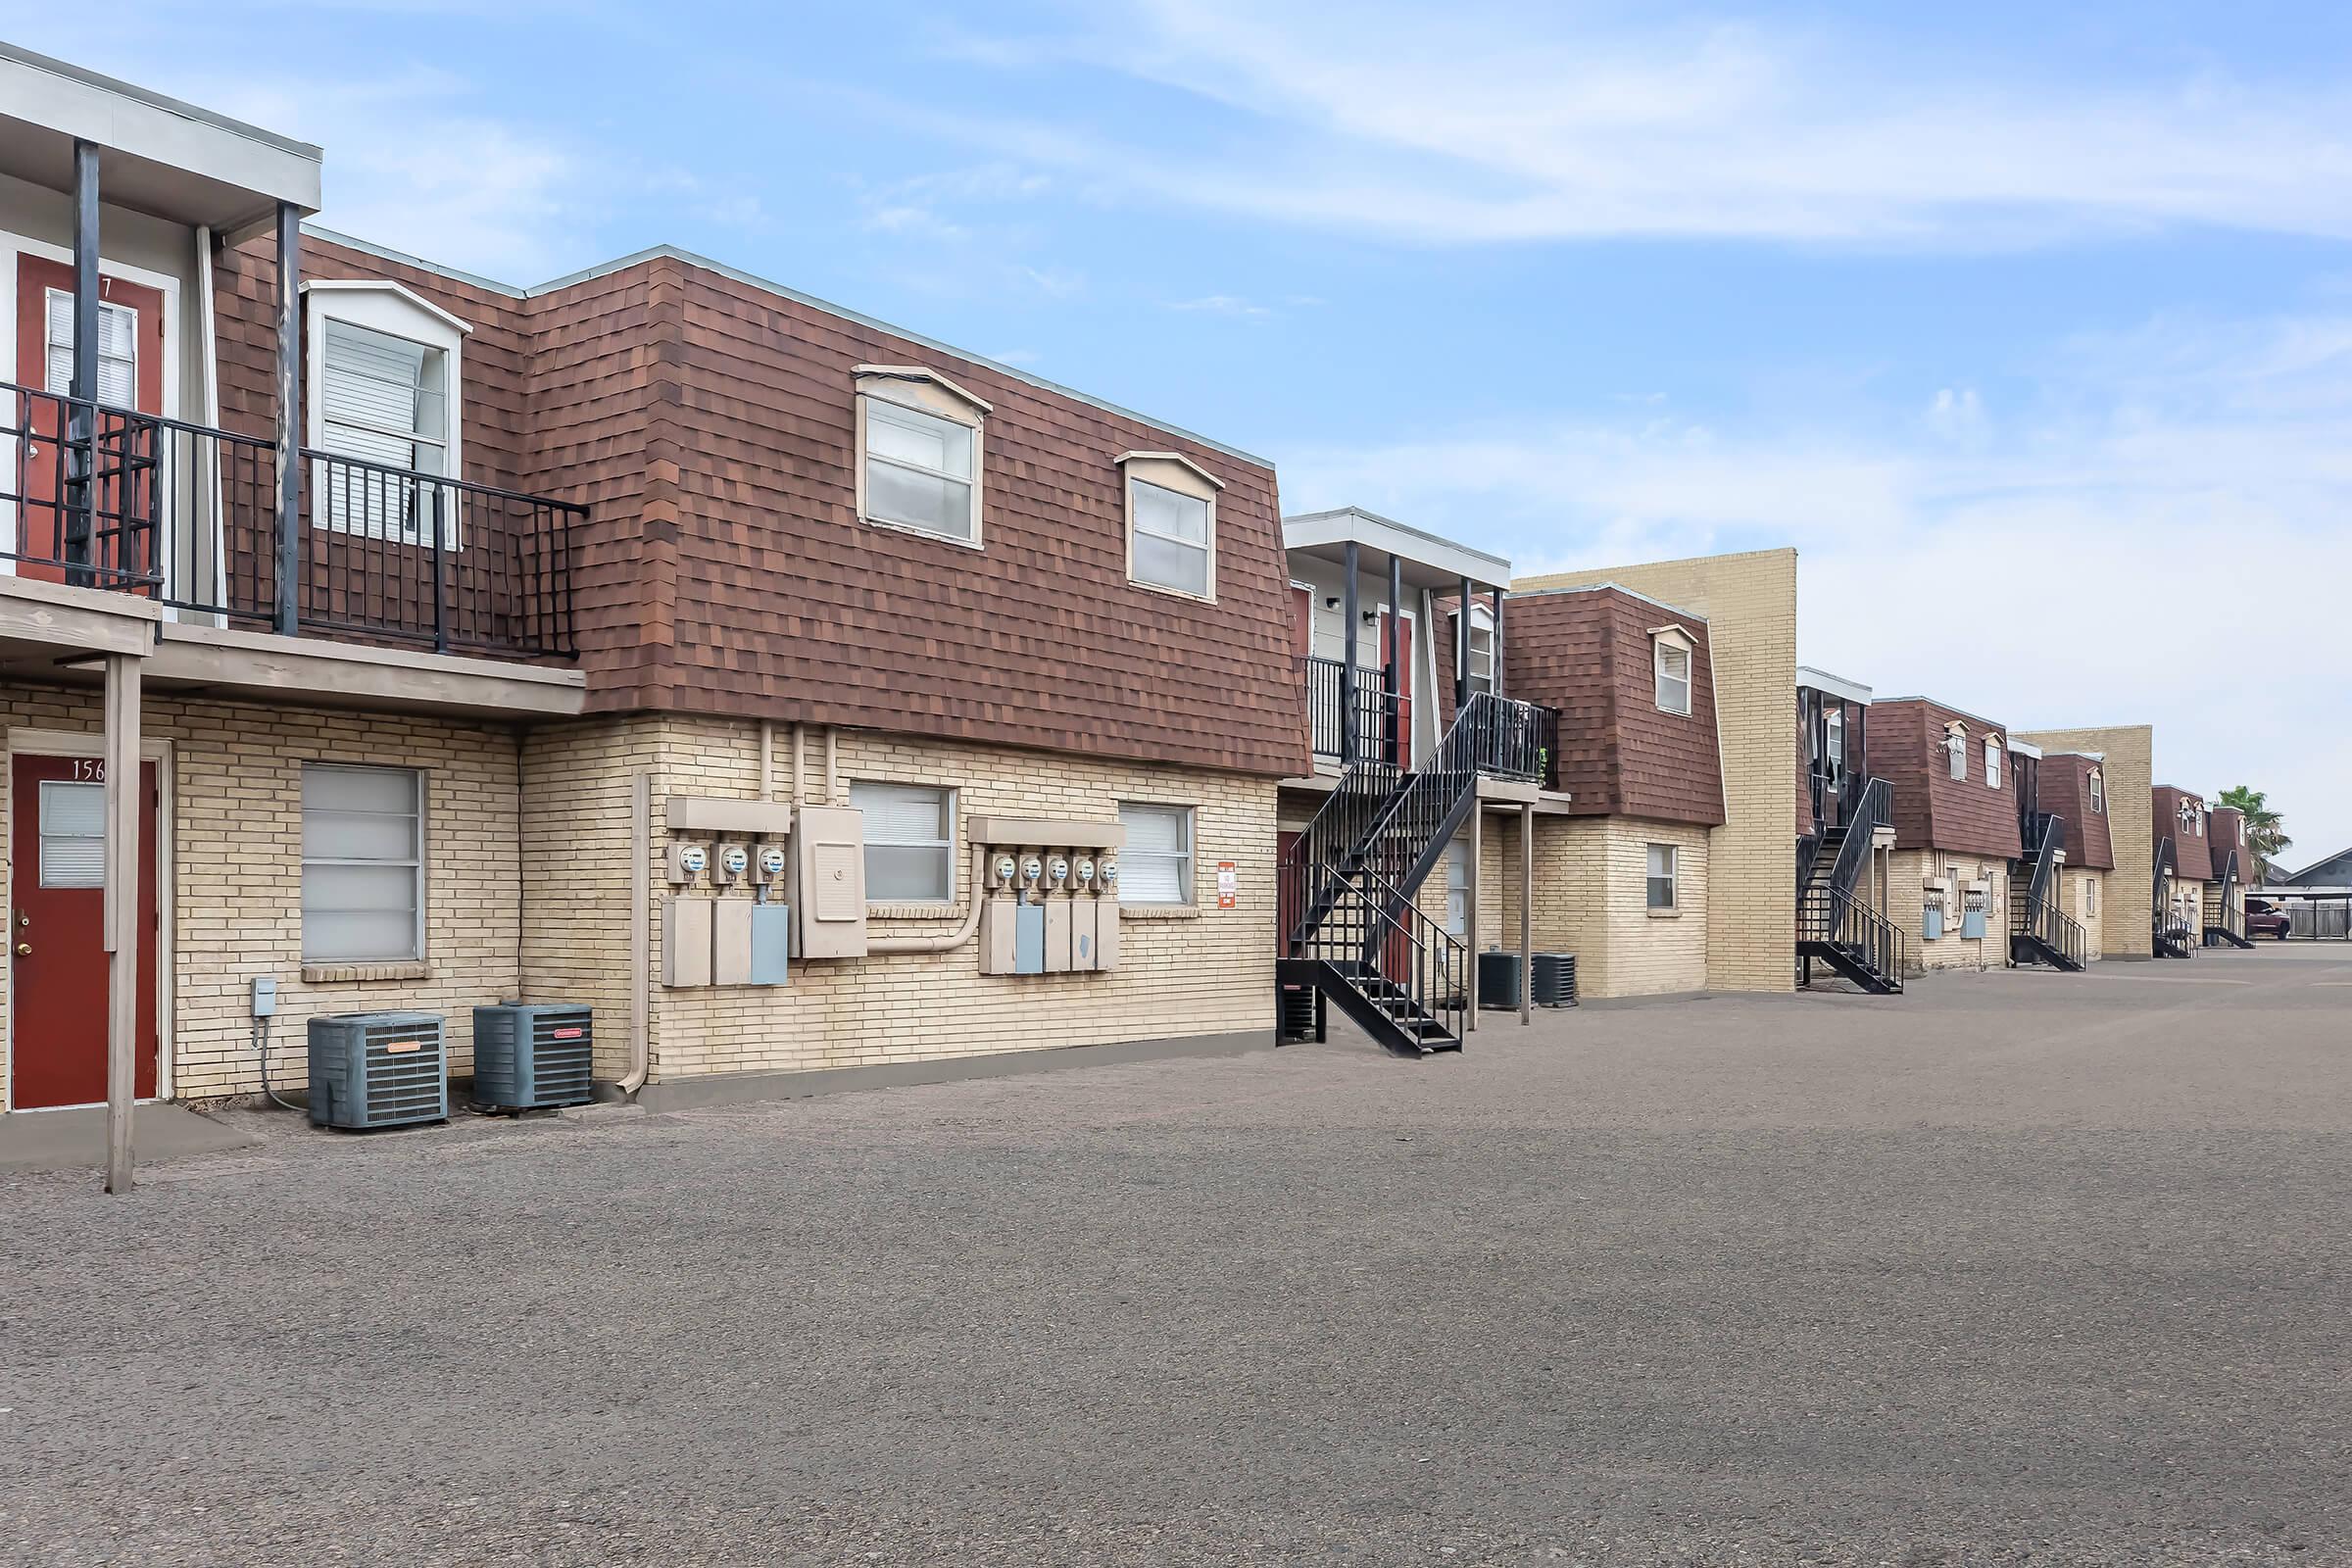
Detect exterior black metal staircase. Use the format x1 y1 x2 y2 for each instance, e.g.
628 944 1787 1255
2205 849 2254 948
1797 775 1905 994
2152 837 2195 958
2008 809 2086 970
1277 693 1552 1056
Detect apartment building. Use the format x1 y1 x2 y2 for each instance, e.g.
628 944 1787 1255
1868 698 2024 972
2034 751 2114 962
0 46 1303 1147
2016 724 2154 959
2203 804 2254 948
1795 666 1903 994
2151 785 2212 957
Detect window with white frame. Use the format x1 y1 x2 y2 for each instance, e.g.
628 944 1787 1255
1824 708 1845 778
1463 607 1494 695
307 284 467 545
1945 725 1968 781
1984 738 2002 789
302 763 424 962
1645 843 1678 910
42 289 138 406
1654 635 1692 716
1117 802 1193 905
852 781 956 904
2089 770 2104 813
1121 454 1220 600
858 374 984 544
2084 878 2099 917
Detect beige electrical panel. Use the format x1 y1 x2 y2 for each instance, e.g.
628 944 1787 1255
1043 899 1073 973
662 898 713 987
794 805 869 958
981 896 1018 975
1095 898 1120 971
1069 896 1098 971
711 899 754 986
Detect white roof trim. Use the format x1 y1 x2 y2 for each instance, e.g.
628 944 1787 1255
1647 621 1696 645
1117 451 1225 490
853 364 993 416
2006 738 2042 760
1796 665 1872 706
301 278 474 336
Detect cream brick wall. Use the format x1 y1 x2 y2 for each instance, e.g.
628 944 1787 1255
1479 812 1707 999
1513 549 1797 993
2016 726 2153 957
0 681 522 1105
1886 848 2011 973
630 718 1276 1081
2061 867 2107 962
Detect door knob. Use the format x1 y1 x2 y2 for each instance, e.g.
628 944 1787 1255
14 943 29 956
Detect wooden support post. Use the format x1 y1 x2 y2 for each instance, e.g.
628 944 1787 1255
102 652 142 1195
1385 553 1402 765
1465 802 1480 1031
1339 541 1360 766
1520 802 1533 1025
272 202 303 636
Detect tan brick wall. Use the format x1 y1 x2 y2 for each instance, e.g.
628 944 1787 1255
1475 811 1707 999
1886 848 2011 973
633 717 1275 1080
2061 866 2108 961
1513 549 1797 992
0 682 522 1105
2017 726 2153 957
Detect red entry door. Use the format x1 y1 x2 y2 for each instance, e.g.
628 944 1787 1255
1376 612 1415 764
13 254 168 582
9 754 159 1108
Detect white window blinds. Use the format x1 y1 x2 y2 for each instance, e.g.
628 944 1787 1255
1131 479 1211 596
1117 803 1192 905
44 289 138 407
852 782 956 903
863 397 977 541
302 764 424 962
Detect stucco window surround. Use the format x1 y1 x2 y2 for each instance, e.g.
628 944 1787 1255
1944 720 1968 781
303 280 470 548
1118 451 1222 603
1649 623 1695 716
853 365 991 549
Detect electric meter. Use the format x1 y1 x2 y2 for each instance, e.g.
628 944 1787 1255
1047 856 1070 885
1099 858 1119 887
1074 858 1096 887
667 842 710 883
994 855 1019 886
717 844 750 878
758 845 787 879
1020 857 1044 885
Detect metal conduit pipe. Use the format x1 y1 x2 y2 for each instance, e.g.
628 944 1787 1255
760 719 775 802
825 728 839 805
612 771 652 1097
792 723 807 806
868 848 989 955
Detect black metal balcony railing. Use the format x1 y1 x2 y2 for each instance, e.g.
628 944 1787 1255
2 381 579 659
1302 654 1397 766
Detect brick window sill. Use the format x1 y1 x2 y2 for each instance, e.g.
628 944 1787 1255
302 960 432 984
1119 904 1200 920
868 902 961 921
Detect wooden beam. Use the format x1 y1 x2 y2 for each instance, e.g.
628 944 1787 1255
103 652 141 1194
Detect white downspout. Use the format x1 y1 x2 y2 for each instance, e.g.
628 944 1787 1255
614 771 651 1096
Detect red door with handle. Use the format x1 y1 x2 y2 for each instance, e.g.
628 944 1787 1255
13 253 168 582
1381 612 1414 764
9 754 159 1108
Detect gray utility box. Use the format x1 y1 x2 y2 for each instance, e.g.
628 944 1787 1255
471 1004 594 1110
308 1011 448 1130
1531 952 1578 1007
1477 950 1524 1010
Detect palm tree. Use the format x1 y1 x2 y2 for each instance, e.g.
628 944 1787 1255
2219 785 2291 881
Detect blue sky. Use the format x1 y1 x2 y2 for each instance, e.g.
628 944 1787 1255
10 0 2347 863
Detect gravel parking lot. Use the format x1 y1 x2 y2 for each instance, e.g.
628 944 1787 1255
3 947 2347 1566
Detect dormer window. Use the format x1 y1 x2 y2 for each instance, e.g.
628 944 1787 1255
1984 736 2003 789
1464 605 1494 696
1824 709 1845 778
2178 799 2198 836
1118 452 1221 601
1651 626 1693 716
1945 723 1967 781
304 280 470 543
855 366 990 546
2089 770 2105 813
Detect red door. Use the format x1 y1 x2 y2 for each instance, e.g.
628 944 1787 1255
1277 828 1302 953
13 254 168 582
1290 585 1313 660
1388 613 1414 763
9 754 159 1108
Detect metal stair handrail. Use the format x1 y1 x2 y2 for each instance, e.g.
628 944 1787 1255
1822 775 1891 902
1798 880 1907 992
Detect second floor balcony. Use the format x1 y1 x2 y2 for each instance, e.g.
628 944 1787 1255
2 381 580 660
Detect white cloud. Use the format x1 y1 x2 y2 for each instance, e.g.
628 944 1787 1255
1278 309 2352 858
1162 294 1276 318
931 0 2352 247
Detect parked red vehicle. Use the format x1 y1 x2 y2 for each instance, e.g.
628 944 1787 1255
2245 898 2292 941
